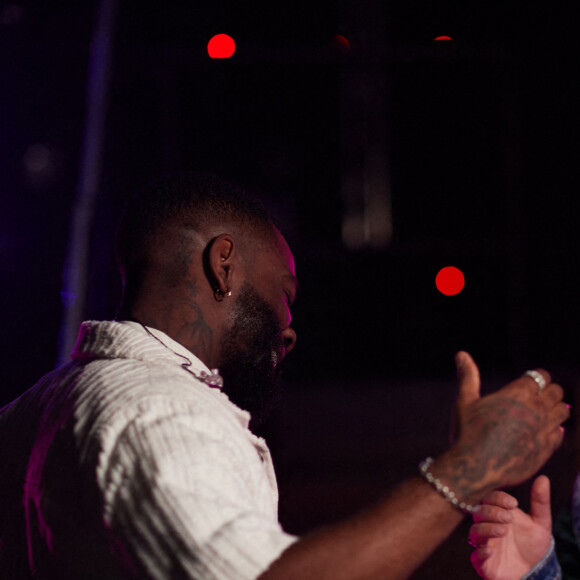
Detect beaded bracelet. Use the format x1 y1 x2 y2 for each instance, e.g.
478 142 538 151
419 457 480 514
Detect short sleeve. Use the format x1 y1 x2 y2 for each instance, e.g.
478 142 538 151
101 403 297 579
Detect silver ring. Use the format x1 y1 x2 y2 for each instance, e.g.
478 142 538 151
524 370 547 393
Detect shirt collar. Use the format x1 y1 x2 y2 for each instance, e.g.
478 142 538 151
72 320 212 377
71 320 251 428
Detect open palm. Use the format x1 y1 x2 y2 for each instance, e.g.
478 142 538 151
470 476 553 580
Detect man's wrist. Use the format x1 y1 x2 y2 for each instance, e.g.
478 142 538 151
425 450 491 508
419 457 481 514
522 537 561 580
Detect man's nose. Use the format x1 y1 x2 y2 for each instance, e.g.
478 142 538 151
282 327 297 354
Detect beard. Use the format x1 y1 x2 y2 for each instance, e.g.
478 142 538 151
218 282 285 429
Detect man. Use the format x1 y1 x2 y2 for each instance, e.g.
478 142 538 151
0 171 570 579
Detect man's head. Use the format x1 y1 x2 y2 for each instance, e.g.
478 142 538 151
115 171 297 424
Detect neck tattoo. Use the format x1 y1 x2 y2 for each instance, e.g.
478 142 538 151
137 321 224 389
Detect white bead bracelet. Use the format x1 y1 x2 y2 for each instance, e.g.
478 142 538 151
419 457 480 514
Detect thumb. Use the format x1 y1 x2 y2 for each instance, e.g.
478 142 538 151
455 351 481 406
529 475 552 531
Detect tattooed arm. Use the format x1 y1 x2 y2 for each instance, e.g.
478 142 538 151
260 352 569 580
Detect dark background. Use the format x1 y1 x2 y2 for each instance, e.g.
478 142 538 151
2 2 580 577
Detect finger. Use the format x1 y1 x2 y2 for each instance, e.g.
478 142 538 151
529 475 552 530
470 550 488 573
541 383 565 408
548 400 571 426
480 490 519 509
470 550 483 571
469 522 509 543
456 351 481 406
475 544 493 559
540 381 564 403
473 504 514 524
522 368 552 393
544 424 566 453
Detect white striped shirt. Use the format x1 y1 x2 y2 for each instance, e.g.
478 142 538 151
0 320 297 579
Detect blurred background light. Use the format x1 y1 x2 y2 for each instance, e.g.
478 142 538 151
435 266 465 296
207 34 236 59
333 34 351 52
22 144 63 189
1 4 24 26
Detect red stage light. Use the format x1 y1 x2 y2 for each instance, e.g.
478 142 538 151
333 34 351 53
435 266 465 296
434 35 454 42
207 34 236 59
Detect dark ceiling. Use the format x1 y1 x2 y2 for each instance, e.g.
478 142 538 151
2 1 580 404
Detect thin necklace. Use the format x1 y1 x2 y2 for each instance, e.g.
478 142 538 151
135 320 224 389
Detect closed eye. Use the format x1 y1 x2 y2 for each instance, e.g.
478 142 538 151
282 273 299 307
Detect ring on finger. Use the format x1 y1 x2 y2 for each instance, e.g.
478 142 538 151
523 369 547 393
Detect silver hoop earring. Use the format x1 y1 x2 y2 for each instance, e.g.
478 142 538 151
214 288 232 301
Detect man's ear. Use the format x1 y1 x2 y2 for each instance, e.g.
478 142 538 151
205 233 235 296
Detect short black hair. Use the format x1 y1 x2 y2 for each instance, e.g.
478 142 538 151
116 171 275 276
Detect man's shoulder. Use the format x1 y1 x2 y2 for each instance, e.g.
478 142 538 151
0 356 201 430
66 319 230 413
68 356 251 469
73 355 228 419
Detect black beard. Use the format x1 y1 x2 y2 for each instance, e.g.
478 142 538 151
218 283 285 429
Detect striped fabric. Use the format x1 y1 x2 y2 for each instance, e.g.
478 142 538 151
0 321 297 579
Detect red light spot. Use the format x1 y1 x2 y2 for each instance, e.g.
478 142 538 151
434 35 454 43
435 266 465 296
207 34 236 59
333 34 351 53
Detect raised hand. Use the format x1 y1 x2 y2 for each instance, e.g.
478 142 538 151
260 353 567 580
469 476 554 580
431 352 569 504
